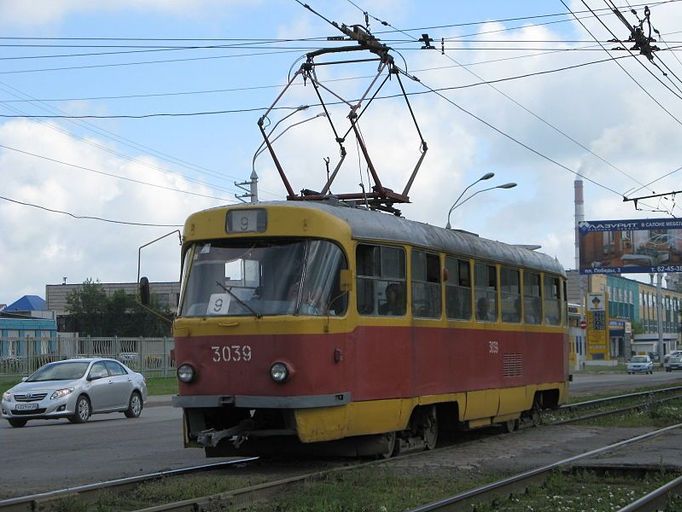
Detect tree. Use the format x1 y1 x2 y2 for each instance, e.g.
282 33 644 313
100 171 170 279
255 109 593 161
65 279 108 336
65 279 172 337
630 320 645 335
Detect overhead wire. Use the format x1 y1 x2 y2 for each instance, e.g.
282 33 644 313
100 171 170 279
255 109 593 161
0 80 250 197
344 0 655 195
298 0 624 198
0 142 233 202
2 51 674 120
0 194 183 227
0 48 307 76
569 0 682 124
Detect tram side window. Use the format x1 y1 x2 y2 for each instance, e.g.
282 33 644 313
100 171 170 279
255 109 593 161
523 271 542 324
412 251 441 318
356 244 406 316
474 262 497 322
445 257 472 320
544 275 561 325
501 267 521 323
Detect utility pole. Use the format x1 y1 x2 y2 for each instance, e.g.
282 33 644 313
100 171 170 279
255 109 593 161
656 273 665 363
235 171 259 204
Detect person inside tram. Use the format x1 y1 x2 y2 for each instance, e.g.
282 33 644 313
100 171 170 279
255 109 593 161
379 283 405 315
477 297 490 321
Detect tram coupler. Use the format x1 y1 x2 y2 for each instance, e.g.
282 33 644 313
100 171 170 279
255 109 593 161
197 419 255 448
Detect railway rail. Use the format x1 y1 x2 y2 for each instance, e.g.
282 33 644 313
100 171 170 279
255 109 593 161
406 424 682 512
2 386 682 512
545 384 682 425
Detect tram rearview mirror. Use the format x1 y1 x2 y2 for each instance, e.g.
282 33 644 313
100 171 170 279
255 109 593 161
339 269 352 292
139 276 150 306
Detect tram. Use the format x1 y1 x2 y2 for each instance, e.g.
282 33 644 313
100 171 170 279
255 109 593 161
165 199 569 457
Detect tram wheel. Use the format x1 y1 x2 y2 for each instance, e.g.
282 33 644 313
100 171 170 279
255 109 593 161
379 431 398 459
504 419 519 433
421 406 438 450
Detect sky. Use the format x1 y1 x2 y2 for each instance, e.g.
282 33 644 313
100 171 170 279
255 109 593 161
2 0 682 304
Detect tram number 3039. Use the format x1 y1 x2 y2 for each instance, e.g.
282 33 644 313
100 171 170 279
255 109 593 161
211 345 252 363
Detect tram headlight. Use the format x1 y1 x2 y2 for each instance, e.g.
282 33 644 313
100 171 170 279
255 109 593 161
270 362 290 383
177 363 196 383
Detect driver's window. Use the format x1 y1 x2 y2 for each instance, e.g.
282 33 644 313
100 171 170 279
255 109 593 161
89 362 108 379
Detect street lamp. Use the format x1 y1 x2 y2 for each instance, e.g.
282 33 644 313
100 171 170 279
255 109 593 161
445 172 494 229
446 180 517 229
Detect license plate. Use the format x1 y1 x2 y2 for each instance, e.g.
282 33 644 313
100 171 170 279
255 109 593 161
15 403 39 411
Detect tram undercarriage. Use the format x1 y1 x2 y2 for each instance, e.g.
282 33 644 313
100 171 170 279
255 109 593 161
181 394 555 458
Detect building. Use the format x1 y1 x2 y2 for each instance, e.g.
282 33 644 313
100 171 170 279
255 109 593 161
0 295 58 360
566 271 681 361
46 281 180 318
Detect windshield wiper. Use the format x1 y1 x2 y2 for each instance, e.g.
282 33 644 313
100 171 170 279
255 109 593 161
215 281 262 319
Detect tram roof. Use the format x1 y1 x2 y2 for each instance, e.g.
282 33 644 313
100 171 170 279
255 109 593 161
258 201 565 276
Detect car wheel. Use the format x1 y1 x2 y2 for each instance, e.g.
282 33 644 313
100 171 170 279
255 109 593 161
8 418 27 428
69 395 91 424
124 391 143 419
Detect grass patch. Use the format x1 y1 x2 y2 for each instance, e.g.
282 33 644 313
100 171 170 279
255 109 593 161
49 474 264 512
145 376 177 396
0 376 21 392
474 469 682 512
243 467 492 512
572 397 682 428
567 382 682 405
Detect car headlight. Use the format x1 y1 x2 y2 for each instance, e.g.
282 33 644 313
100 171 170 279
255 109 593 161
50 388 74 400
177 364 196 383
270 362 290 383
2 391 11 401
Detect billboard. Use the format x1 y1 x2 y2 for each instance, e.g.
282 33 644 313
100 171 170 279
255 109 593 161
578 218 682 274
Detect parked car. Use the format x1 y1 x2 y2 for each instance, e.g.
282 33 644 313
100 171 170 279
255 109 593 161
665 355 682 372
627 355 654 374
663 350 682 371
1 357 147 428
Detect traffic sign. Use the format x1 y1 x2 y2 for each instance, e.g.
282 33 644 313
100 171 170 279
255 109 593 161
579 319 587 329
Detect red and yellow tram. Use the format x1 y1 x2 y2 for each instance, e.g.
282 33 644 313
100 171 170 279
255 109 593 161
170 200 569 457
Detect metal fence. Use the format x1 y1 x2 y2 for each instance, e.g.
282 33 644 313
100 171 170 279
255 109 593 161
0 335 175 378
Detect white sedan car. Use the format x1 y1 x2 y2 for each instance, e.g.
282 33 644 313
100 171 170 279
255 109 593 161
626 355 654 374
1 358 147 428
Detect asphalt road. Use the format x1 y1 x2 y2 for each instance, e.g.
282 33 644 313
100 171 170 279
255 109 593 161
0 402 230 498
1 371 682 498
570 369 682 396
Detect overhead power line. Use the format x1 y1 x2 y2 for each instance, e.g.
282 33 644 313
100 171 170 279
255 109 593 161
0 194 182 227
4 47 679 119
299 0 677 212
568 0 682 126
345 0 656 195
0 143 232 202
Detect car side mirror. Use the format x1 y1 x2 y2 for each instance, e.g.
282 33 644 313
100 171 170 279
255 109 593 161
87 374 104 381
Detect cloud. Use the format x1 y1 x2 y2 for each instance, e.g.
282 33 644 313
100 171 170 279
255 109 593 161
0 119 218 299
0 0 253 27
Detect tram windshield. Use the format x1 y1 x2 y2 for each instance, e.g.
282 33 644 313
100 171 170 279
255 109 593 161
179 239 347 317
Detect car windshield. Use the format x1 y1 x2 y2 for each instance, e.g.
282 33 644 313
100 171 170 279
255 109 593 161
27 361 90 382
179 238 347 317
630 356 648 363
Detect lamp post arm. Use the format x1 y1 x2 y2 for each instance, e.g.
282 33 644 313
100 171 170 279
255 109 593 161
450 182 518 215
446 172 495 229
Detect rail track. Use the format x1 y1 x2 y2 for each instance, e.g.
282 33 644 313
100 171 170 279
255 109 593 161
406 423 682 512
2 386 682 512
546 384 682 425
